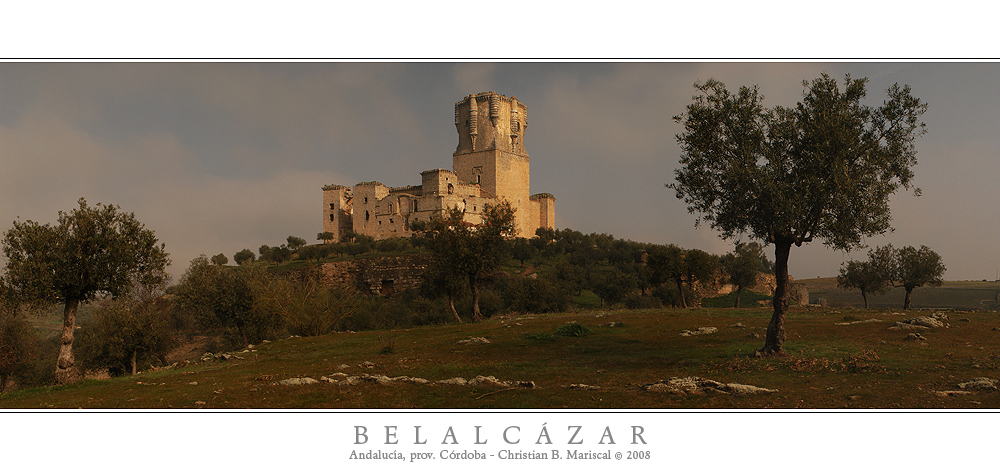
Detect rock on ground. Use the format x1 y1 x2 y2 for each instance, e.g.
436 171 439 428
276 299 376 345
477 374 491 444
276 377 319 386
642 376 775 395
456 337 491 345
680 327 718 336
958 378 999 391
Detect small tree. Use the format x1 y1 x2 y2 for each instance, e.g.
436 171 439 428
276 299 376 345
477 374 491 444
721 242 765 308
211 253 229 266
837 260 889 309
172 256 281 349
1 199 170 383
287 236 307 250
233 249 256 266
671 74 927 355
893 245 945 309
76 296 173 376
318 231 335 244
419 201 516 321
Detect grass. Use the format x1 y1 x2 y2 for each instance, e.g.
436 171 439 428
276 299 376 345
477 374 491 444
5 305 1000 409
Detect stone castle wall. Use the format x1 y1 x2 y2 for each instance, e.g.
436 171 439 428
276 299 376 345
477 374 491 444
322 91 553 243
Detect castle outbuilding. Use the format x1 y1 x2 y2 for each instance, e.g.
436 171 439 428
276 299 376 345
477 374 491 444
322 91 555 241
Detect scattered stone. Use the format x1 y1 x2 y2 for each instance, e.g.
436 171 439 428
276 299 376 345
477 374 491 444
904 333 927 341
361 361 376 368
958 318 971 322
337 364 351 369
680 327 718 337
935 390 974 397
195 401 206 405
958 378 999 391
730 322 744 328
746 332 761 339
456 337 491 345
276 377 319 386
437 377 468 385
391 376 431 385
890 313 950 331
189 381 198 386
565 384 601 390
468 375 508 387
835 318 884 326
326 372 349 378
642 376 775 395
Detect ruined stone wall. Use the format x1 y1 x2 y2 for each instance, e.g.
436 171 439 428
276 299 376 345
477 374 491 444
318 254 431 295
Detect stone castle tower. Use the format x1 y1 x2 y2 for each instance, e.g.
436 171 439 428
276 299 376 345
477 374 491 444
322 91 554 242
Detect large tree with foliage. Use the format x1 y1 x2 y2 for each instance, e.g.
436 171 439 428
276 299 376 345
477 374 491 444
1 199 170 383
671 73 927 356
416 201 516 321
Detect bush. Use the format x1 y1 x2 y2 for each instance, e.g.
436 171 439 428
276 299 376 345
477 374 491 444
76 297 175 376
258 276 359 337
624 293 663 310
171 256 284 350
492 275 570 314
0 305 39 391
554 322 591 337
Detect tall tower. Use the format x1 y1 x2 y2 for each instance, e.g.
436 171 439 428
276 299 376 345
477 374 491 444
453 91 533 236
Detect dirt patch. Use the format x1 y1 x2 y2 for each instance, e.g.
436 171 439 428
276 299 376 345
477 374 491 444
165 335 214 363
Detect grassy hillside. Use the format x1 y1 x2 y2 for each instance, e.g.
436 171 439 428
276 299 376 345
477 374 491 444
5 305 1000 409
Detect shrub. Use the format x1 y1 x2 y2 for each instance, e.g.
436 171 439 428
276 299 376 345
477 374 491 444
257 275 359 337
554 321 591 337
76 297 175 376
624 293 663 310
0 304 39 391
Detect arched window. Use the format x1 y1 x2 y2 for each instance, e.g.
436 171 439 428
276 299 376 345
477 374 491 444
447 183 454 195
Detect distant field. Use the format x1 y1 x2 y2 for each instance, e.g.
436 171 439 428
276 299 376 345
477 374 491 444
800 277 1000 310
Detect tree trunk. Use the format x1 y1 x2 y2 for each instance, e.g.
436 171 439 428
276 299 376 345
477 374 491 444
448 292 462 323
758 241 791 357
862 290 869 310
674 278 688 308
55 299 82 384
903 287 913 310
734 287 742 308
470 274 483 322
131 350 138 376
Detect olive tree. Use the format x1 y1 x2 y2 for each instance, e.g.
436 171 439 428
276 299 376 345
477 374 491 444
721 242 766 308
1 199 170 383
417 201 516 321
671 74 927 356
892 245 945 309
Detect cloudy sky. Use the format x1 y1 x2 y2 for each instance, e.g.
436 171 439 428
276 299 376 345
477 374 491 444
1 62 997 281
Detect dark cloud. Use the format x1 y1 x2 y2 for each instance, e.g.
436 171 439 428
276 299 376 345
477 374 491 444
1 62 996 280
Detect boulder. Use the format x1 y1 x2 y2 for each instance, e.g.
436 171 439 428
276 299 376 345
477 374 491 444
958 378 999 391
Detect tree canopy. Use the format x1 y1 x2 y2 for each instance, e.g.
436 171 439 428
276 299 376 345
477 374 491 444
1 198 170 383
671 74 927 355
415 201 516 321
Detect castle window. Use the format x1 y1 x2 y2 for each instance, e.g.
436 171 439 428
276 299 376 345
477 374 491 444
389 203 393 213
329 214 335 222
330 203 335 210
364 197 368 204
389 219 394 224
413 201 418 212
447 183 454 195
365 210 370 221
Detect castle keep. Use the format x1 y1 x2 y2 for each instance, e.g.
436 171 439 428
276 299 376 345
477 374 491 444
323 92 555 241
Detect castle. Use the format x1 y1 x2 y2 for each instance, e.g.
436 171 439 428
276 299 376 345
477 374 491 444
322 91 555 242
